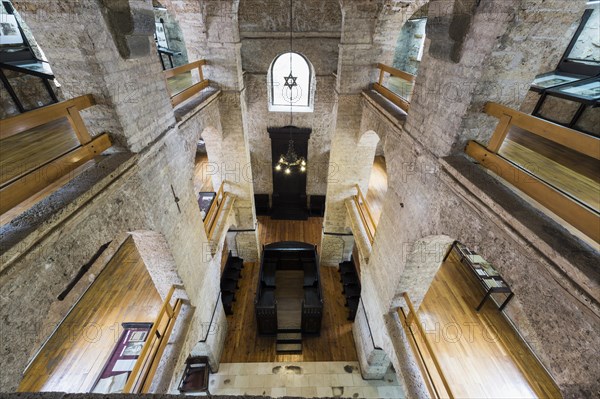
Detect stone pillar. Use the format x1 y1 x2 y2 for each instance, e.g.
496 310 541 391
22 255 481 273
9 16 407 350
353 298 391 379
204 0 260 261
321 0 380 265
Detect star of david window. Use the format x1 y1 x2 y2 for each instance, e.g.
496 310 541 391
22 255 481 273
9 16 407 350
268 52 315 113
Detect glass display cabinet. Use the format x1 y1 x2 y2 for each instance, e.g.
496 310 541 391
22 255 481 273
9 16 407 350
527 6 599 137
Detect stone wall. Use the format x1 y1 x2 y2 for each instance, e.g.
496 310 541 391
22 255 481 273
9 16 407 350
12 0 176 152
0 0 238 391
358 94 600 397
154 7 190 67
392 17 426 75
239 0 342 196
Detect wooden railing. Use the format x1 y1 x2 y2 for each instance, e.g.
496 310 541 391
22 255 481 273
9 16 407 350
123 285 183 393
0 94 112 215
397 292 454 399
164 60 209 107
373 63 417 113
204 181 229 240
353 184 376 244
465 102 600 244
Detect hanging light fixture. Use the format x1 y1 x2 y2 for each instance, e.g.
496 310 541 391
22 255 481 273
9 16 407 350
274 0 306 175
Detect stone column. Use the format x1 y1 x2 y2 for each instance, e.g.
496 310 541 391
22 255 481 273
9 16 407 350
321 0 380 266
204 0 260 261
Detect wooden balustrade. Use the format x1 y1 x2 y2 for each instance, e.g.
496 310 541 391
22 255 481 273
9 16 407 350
465 102 600 244
204 181 230 240
0 95 112 215
373 63 416 113
353 184 376 244
123 285 183 393
397 292 454 399
164 60 209 107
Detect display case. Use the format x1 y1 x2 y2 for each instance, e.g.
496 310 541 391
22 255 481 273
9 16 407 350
533 77 599 137
526 6 600 137
530 71 587 93
545 77 600 104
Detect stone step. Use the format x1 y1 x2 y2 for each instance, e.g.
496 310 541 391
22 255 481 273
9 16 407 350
276 331 302 343
276 342 302 354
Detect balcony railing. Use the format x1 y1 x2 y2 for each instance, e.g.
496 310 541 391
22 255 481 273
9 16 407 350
0 95 112 216
353 184 376 244
397 292 454 399
123 285 183 393
373 63 416 113
465 102 600 244
204 181 230 241
164 60 210 107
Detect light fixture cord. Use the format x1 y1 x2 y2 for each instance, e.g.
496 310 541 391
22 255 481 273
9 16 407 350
289 0 293 128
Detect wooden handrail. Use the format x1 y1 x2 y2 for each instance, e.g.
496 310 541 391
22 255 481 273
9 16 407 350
164 59 206 79
0 94 95 141
0 133 111 215
376 63 417 84
353 184 376 244
0 96 111 216
398 292 454 399
164 60 209 107
484 102 599 159
467 102 600 243
204 182 224 232
204 181 233 240
123 285 183 393
373 63 416 113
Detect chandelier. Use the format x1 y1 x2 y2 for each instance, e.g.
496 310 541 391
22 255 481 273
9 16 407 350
275 138 306 174
274 0 306 175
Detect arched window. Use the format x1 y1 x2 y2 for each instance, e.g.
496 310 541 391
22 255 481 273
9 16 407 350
268 52 315 113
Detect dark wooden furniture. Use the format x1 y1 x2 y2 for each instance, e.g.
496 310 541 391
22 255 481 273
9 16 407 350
178 356 209 394
449 242 515 312
255 241 323 335
309 195 326 217
339 257 360 320
268 127 311 220
220 251 244 315
254 194 271 215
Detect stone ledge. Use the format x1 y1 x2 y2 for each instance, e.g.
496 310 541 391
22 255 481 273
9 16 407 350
174 85 222 125
361 89 407 128
0 152 137 272
440 155 600 316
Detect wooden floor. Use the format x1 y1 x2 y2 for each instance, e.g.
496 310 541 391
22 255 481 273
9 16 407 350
166 71 195 96
18 238 163 393
0 118 95 226
499 127 599 212
0 118 79 186
366 156 388 226
220 216 358 363
418 251 562 398
194 153 214 194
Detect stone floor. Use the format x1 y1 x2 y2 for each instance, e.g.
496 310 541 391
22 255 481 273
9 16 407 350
206 361 404 398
